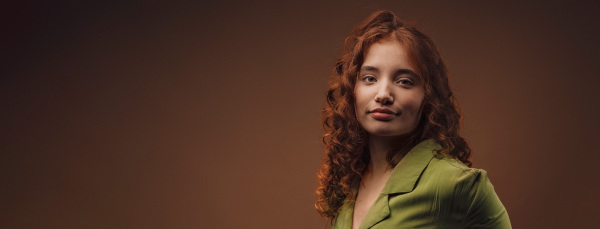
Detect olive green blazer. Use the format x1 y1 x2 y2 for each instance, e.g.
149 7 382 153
332 139 511 229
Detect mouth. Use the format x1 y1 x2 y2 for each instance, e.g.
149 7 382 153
369 108 399 121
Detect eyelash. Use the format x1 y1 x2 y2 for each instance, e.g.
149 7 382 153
362 76 376 82
360 75 414 87
397 79 414 86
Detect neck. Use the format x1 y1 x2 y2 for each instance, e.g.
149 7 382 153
366 134 410 175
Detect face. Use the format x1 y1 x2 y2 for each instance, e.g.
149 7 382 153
354 39 425 137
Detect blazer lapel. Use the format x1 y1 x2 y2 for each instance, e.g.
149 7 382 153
382 139 440 195
358 194 390 229
359 139 440 229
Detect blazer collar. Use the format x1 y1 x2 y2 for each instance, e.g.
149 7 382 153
357 139 440 229
381 139 441 195
334 139 441 229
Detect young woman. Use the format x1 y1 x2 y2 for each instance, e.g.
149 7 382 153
315 10 511 228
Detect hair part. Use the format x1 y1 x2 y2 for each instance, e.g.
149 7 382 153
315 10 472 221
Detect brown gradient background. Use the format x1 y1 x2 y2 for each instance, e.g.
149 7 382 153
1 1 599 228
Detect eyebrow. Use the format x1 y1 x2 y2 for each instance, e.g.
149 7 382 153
360 65 418 78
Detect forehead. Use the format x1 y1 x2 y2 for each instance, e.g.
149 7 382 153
362 39 414 72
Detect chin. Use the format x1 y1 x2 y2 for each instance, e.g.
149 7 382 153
359 120 418 137
366 129 408 137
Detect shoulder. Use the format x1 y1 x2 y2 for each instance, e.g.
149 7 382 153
423 155 511 228
423 155 500 206
422 154 483 189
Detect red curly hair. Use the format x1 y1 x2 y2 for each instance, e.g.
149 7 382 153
315 10 472 221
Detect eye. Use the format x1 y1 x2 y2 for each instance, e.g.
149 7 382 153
396 78 414 87
362 75 376 83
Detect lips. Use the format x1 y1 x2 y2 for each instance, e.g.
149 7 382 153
369 108 398 121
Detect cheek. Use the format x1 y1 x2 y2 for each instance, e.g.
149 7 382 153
409 98 423 111
403 94 425 115
353 91 372 126
353 89 368 111
354 99 366 121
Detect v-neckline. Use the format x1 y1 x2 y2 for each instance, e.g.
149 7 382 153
351 170 392 229
332 139 440 229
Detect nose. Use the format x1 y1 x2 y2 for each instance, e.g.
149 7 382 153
374 82 394 105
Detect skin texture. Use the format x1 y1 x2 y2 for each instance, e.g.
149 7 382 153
351 39 425 229
354 39 425 138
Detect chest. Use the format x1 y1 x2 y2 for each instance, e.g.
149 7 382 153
348 186 466 229
352 173 390 229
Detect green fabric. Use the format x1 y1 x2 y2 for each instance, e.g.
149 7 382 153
332 139 511 229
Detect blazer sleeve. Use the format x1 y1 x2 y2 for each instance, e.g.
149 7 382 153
461 169 512 229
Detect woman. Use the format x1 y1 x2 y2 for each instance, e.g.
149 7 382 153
315 10 511 228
